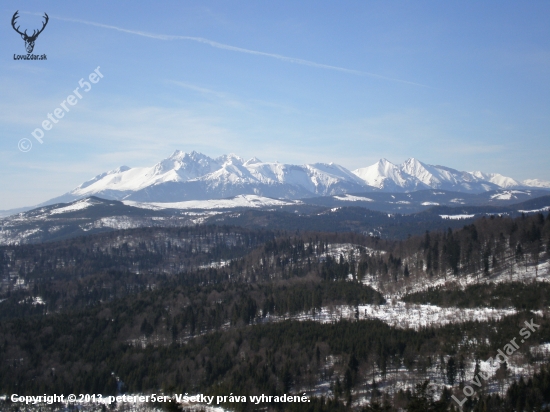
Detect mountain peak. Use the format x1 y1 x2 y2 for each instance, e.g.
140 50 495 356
114 166 131 173
470 171 521 188
402 157 422 166
34 151 546 208
523 178 550 188
216 153 245 165
244 157 262 166
169 149 184 158
352 159 408 190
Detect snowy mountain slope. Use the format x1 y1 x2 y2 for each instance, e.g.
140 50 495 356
14 151 549 213
523 178 550 188
6 190 550 245
43 151 371 205
353 157 503 193
304 189 550 214
0 197 184 245
124 195 301 210
402 158 500 192
352 158 420 191
471 170 522 188
71 151 221 197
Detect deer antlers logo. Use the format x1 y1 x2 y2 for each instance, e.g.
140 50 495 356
11 11 49 54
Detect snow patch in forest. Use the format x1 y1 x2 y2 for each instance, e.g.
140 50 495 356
199 260 230 269
372 255 550 299
518 206 550 214
530 342 550 357
125 195 299 210
319 243 384 262
490 190 528 200
333 194 374 202
360 302 515 330
49 198 94 215
261 303 516 330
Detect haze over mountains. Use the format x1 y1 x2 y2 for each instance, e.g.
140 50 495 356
39 150 549 207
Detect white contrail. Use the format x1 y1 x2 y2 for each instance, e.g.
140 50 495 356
28 12 430 87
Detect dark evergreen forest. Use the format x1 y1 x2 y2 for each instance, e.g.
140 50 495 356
1 212 549 411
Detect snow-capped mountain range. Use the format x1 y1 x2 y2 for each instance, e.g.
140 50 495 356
41 150 549 206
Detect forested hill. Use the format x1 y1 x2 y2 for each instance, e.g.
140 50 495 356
202 195 550 239
1 212 550 411
2 191 549 245
2 212 550 316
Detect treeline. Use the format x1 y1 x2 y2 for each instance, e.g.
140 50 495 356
112 278 384 340
402 281 550 310
0 229 389 318
0 225 276 281
3 212 550 321
1 306 548 410
204 206 502 240
360 212 550 285
3 209 549 292
367 364 550 412
1 213 550 411
257 279 385 321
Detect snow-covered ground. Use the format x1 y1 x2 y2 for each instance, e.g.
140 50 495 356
49 198 95 215
364 255 550 298
0 395 232 412
316 243 384 263
523 178 550 188
530 342 550 358
332 194 374 202
490 190 530 200
518 206 550 214
259 302 517 331
124 195 300 210
17 296 45 305
362 302 516 330
0 227 42 245
440 214 475 220
199 260 231 269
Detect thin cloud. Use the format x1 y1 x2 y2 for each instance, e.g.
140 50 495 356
169 80 301 114
169 81 227 99
30 12 431 88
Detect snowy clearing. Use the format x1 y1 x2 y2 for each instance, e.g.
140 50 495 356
49 198 95 215
124 195 299 210
333 194 374 202
518 206 550 214
319 243 384 261
369 256 550 299
490 190 529 200
440 214 475 220
260 303 516 331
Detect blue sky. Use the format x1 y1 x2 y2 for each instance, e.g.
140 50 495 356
1 1 549 209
